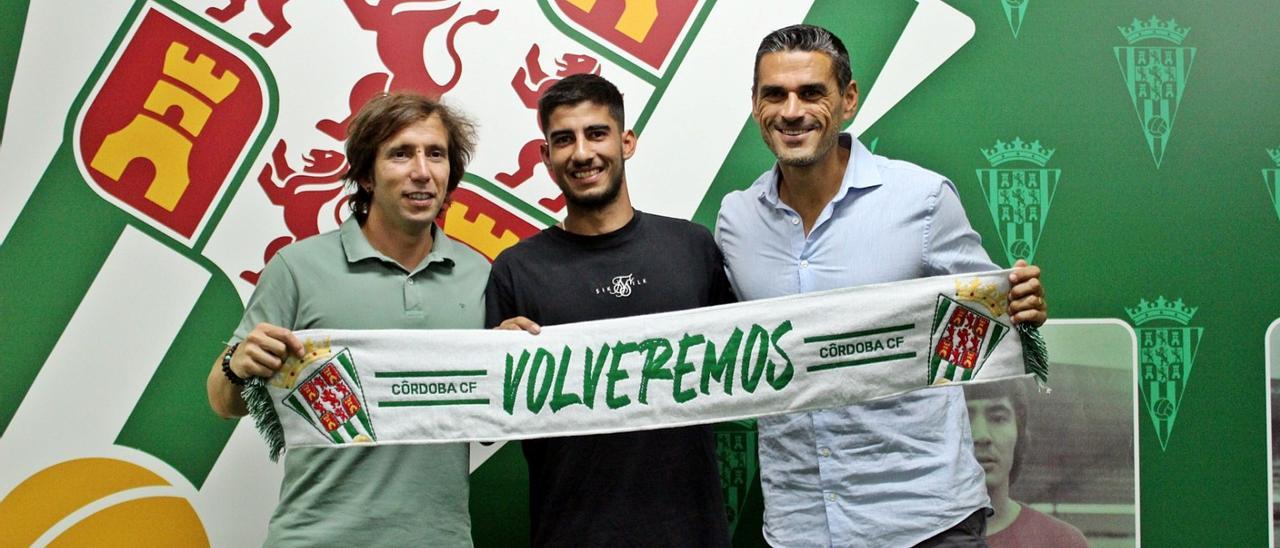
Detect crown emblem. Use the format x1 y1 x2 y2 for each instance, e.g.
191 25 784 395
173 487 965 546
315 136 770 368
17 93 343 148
271 336 332 389
1125 296 1197 326
1268 148 1280 167
1118 16 1190 45
955 278 1007 317
981 138 1055 167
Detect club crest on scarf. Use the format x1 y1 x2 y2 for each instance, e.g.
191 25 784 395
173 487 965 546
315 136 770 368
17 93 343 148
277 338 377 445
928 279 1011 385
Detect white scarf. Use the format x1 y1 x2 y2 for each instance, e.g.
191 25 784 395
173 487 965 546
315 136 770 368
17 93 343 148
245 269 1046 459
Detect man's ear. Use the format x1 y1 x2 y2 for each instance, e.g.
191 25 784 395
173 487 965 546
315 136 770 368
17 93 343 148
841 80 860 123
621 129 637 160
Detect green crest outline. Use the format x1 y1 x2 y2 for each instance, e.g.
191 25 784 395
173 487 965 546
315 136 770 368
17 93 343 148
1265 147 1280 223
1114 16 1195 169
976 137 1059 265
1000 0 1030 38
715 419 758 537
1126 296 1201 451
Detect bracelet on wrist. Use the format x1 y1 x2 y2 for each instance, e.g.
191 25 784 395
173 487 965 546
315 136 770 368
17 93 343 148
221 343 248 386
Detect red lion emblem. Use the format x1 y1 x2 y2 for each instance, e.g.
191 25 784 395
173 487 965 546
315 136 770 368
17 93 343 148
205 0 293 47
242 139 349 284
496 44 601 212
315 1 499 140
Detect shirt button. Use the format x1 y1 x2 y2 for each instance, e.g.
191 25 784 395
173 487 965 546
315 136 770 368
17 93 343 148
800 260 809 269
826 492 837 502
790 217 800 225
407 278 415 285
819 447 831 457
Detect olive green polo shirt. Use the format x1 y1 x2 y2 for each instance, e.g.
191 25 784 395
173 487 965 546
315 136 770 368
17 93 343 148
234 218 488 547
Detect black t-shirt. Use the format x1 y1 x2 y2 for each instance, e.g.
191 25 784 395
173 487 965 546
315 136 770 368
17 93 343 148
486 211 735 548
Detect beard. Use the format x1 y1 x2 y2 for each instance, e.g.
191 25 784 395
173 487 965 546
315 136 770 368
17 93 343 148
767 124 840 168
561 167 625 211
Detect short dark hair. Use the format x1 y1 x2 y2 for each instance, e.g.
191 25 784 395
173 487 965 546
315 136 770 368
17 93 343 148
537 73 625 133
753 24 853 93
964 378 1031 485
344 93 477 223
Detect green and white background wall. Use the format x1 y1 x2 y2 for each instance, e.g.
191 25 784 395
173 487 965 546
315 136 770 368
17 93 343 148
1 0 1276 546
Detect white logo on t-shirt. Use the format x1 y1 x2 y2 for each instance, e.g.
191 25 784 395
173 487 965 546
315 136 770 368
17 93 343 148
594 273 646 298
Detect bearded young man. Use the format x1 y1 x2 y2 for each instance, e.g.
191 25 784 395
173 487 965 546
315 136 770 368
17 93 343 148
207 93 488 546
716 25 1048 547
486 73 734 547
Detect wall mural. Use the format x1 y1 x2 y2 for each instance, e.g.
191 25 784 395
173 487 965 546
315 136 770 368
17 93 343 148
2 1 1277 545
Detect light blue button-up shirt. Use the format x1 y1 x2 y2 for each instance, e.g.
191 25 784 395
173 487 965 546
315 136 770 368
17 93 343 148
715 135 993 548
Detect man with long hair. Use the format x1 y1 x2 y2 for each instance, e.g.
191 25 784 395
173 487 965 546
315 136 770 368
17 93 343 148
207 93 487 546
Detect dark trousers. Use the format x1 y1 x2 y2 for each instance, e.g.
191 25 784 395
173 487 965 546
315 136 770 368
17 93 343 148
914 509 990 548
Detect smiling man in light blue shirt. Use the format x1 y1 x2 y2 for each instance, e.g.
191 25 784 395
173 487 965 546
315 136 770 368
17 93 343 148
715 25 1048 547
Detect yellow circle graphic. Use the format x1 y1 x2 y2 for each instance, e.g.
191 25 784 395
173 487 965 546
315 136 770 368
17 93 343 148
0 457 208 546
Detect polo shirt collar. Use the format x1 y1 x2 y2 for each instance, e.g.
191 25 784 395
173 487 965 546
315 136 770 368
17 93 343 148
340 217 456 272
760 133 883 209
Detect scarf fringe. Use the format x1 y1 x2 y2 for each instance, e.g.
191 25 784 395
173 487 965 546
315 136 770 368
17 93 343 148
243 378 286 462
1017 323 1049 385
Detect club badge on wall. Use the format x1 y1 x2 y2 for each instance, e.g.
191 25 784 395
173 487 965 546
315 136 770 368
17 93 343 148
1114 16 1195 169
714 419 758 537
1265 148 1280 223
976 138 1059 266
999 0 1030 38
1126 297 1202 451
74 3 270 246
